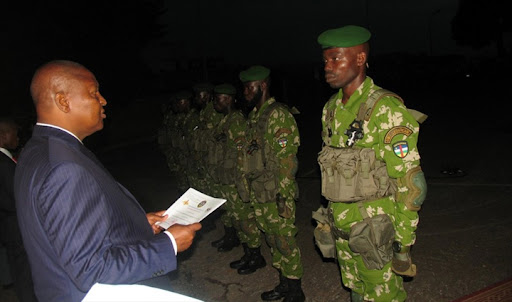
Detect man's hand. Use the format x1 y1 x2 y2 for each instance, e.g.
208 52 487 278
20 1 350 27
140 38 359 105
146 211 168 234
166 223 202 252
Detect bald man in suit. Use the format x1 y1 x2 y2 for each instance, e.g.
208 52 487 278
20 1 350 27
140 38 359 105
14 60 201 302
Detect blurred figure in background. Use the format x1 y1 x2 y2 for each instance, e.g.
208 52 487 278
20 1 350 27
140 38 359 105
0 117 37 302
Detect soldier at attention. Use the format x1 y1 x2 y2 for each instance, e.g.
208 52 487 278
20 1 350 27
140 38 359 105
237 65 305 302
208 83 265 273
316 25 427 301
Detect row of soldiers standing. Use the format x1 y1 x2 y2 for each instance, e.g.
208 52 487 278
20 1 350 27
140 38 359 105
157 65 305 302
158 25 427 302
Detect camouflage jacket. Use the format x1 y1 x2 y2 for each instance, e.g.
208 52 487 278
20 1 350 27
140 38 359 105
321 76 421 180
247 97 300 195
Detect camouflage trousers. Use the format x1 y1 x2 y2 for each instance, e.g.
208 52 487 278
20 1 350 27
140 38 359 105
252 199 303 279
330 198 417 301
219 184 261 248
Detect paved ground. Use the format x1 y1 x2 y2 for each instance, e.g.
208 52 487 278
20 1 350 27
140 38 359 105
2 74 511 301
99 129 510 302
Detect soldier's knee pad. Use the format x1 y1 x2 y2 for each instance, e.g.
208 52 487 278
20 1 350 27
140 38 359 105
398 166 427 211
275 235 293 256
239 219 253 235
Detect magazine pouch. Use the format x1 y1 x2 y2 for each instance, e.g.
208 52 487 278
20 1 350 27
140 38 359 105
348 201 395 270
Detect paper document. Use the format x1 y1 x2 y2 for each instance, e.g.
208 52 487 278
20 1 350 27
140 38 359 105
82 283 203 301
155 188 226 229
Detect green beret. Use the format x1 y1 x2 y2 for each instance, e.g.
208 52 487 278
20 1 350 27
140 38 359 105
317 25 371 49
239 65 270 82
214 83 236 95
174 90 192 100
192 82 214 93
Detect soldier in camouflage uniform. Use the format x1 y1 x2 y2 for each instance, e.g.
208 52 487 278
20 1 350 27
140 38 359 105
207 84 265 274
192 83 223 196
316 25 427 302
170 91 194 194
181 90 202 193
238 66 305 302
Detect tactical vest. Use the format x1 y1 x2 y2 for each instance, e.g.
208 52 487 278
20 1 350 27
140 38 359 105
318 89 418 202
169 115 187 151
206 112 242 185
237 102 286 203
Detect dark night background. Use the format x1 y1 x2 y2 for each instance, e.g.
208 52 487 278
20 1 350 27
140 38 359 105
1 0 510 151
1 1 512 301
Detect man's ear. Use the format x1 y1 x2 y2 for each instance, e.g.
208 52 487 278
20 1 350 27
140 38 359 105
260 80 267 91
357 51 367 67
55 92 70 113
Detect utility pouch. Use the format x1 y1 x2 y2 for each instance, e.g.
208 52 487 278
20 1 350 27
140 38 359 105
216 156 237 184
348 202 395 270
312 206 336 259
235 176 251 203
248 170 279 203
318 146 395 202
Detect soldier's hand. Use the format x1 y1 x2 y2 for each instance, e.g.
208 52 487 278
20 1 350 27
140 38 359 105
166 223 202 252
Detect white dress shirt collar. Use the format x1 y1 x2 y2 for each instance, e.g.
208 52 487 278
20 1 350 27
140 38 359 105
36 123 83 144
0 147 14 161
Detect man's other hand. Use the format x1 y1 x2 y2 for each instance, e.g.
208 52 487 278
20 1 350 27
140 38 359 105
146 211 168 234
166 223 202 252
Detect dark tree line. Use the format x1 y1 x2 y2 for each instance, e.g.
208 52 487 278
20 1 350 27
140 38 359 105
451 0 510 57
1 1 167 118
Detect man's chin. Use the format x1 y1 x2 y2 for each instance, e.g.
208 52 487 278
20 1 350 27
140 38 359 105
327 81 340 89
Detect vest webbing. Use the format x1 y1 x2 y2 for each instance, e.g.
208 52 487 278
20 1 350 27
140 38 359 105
356 89 403 122
357 89 427 124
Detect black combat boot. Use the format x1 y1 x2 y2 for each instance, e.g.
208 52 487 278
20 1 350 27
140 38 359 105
283 278 305 302
217 226 240 252
211 226 240 251
237 246 266 275
261 273 288 301
211 225 230 248
230 243 250 269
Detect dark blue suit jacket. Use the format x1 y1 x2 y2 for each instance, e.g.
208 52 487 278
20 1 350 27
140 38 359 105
14 125 176 302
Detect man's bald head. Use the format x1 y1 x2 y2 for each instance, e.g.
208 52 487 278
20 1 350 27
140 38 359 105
30 60 89 109
29 60 107 140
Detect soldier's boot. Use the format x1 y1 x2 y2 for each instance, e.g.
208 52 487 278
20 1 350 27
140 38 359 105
229 243 250 269
283 278 305 302
211 226 237 248
261 273 288 301
237 247 266 275
217 226 240 252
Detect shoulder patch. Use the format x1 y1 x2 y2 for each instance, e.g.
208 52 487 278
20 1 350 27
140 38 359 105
384 126 413 144
234 137 244 150
278 138 288 148
393 141 409 158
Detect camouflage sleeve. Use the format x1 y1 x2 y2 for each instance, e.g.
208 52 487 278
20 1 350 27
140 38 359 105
266 107 300 195
227 112 246 152
373 96 421 246
373 97 421 178
266 107 300 158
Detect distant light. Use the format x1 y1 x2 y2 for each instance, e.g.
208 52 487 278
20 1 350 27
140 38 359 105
465 74 471 78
